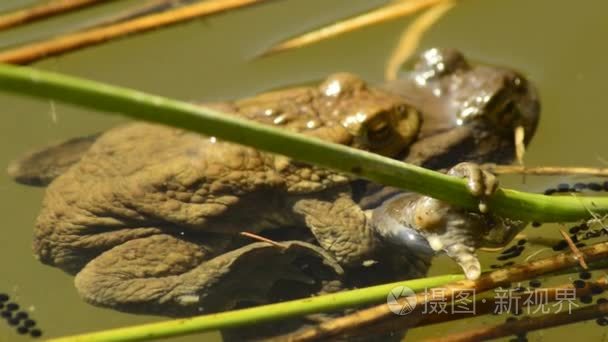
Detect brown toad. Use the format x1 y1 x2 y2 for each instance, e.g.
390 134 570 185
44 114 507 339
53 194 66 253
8 48 540 317
19 73 419 315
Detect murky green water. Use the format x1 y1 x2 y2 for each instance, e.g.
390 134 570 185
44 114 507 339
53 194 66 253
1 0 608 341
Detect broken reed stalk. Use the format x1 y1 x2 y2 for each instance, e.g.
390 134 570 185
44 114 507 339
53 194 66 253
263 0 447 56
423 302 608 342
272 240 608 341
0 0 269 64
0 0 111 31
1 63 608 222
485 164 608 177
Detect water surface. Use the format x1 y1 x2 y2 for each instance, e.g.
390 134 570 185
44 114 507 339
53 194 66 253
1 0 608 340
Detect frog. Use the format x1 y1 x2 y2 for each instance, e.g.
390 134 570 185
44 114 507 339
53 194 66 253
6 48 540 318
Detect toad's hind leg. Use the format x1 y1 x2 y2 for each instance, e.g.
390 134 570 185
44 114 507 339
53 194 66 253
8 134 99 186
74 234 342 316
292 189 377 267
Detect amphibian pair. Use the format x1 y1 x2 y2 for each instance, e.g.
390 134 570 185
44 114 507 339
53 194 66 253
8 48 540 317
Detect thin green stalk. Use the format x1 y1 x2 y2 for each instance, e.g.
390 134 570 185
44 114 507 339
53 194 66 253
0 63 606 222
47 274 463 342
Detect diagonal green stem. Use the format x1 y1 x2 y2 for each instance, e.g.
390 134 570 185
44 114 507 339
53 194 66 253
46 274 462 342
0 63 606 222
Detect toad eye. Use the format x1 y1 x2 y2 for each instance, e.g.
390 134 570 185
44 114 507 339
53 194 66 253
367 117 392 142
498 101 517 126
483 94 518 129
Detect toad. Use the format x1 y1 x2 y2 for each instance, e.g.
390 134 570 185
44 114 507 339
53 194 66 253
7 49 540 317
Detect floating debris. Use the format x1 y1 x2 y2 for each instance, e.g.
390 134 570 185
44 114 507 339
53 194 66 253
579 271 592 280
529 279 542 288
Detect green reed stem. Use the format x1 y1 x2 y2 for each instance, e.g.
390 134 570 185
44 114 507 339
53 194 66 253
0 63 605 221
46 274 462 342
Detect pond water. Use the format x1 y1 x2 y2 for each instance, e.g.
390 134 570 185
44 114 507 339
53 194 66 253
1 0 607 341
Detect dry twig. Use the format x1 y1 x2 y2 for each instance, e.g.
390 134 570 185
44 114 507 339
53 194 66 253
0 0 111 31
353 277 608 339
484 164 608 177
0 0 269 64
559 229 588 269
73 0 190 32
417 277 608 327
384 1 455 80
240 231 286 249
422 302 608 342
514 125 526 165
269 240 608 341
262 0 445 56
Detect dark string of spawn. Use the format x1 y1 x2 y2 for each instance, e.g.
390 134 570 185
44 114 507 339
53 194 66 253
489 181 608 335
0 293 42 338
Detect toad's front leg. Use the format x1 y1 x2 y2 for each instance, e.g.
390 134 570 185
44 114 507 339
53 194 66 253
371 162 526 280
